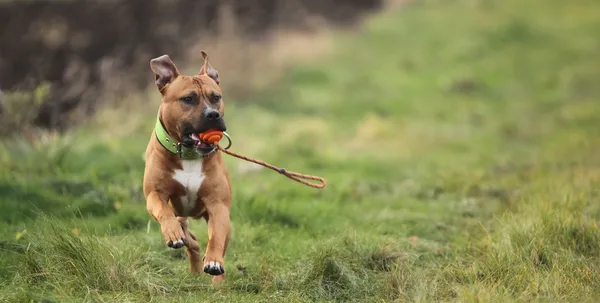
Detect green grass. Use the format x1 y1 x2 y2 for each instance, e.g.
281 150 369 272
2 0 600 301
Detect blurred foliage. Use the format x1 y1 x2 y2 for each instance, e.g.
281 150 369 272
0 0 381 131
0 83 50 137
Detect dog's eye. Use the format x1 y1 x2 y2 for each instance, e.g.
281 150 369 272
210 95 221 104
181 96 194 104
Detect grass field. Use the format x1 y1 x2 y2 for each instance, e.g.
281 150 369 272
2 0 600 302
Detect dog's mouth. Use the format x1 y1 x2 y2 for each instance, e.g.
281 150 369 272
184 133 222 153
181 121 226 153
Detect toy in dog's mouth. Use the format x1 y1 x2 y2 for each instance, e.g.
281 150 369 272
188 130 224 152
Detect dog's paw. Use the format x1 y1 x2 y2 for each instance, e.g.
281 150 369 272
167 239 186 249
160 219 186 249
203 260 225 276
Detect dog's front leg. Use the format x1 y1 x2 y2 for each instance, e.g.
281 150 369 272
202 203 230 282
146 191 186 248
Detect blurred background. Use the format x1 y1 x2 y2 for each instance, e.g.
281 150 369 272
1 0 600 302
0 0 383 133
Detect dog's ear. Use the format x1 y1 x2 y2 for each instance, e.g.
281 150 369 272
199 50 220 85
150 55 180 93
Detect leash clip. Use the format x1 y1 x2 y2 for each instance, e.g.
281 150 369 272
221 132 232 150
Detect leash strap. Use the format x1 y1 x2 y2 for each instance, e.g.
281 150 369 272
217 146 327 189
154 120 326 189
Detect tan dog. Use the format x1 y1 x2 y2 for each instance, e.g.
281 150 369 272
143 51 231 284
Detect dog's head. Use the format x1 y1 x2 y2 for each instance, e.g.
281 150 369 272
150 51 225 152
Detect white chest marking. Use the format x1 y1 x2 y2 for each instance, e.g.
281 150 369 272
172 159 205 214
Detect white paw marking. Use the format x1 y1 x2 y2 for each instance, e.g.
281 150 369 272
172 159 205 216
205 261 222 271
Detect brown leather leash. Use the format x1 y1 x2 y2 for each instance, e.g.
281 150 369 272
217 145 327 189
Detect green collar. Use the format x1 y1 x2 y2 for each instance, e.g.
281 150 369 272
154 117 215 160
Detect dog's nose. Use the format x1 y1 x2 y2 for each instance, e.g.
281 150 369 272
205 109 221 120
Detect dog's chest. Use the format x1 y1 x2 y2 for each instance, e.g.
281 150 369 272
172 159 205 214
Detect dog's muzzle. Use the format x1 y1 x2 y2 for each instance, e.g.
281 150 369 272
203 108 226 132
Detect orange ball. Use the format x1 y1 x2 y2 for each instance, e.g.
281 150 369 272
200 129 224 145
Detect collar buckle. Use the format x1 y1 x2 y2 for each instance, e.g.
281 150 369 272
177 142 218 159
176 143 184 158
176 142 199 159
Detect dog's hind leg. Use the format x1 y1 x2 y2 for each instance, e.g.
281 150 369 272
178 217 203 273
